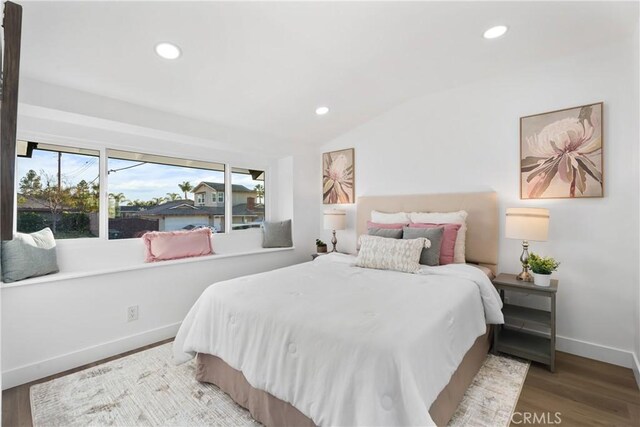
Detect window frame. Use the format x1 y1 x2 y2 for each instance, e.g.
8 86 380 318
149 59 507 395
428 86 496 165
229 166 267 233
13 141 103 240
14 135 271 242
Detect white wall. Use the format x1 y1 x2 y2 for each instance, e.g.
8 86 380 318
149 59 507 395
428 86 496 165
1 82 320 388
317 37 639 369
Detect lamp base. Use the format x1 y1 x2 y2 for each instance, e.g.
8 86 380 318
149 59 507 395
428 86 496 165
516 240 533 282
516 270 533 282
331 230 337 253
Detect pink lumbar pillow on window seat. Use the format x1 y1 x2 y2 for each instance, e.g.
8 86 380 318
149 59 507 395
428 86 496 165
142 228 213 262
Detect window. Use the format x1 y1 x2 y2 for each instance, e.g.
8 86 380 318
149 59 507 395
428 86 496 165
16 143 100 239
231 168 265 230
107 150 225 238
218 192 224 203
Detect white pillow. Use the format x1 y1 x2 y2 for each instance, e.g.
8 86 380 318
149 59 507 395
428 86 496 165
355 235 429 274
370 210 410 224
408 210 468 263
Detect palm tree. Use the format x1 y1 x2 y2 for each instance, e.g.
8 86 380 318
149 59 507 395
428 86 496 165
166 192 180 201
178 181 193 200
108 192 127 218
151 197 166 206
254 184 265 204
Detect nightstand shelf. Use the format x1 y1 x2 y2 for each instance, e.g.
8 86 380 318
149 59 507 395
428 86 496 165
495 328 551 364
492 273 558 372
502 304 551 328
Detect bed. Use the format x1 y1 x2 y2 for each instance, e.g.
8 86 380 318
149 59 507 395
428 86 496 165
173 191 503 426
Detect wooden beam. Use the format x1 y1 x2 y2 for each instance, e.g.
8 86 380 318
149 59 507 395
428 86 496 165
0 1 22 240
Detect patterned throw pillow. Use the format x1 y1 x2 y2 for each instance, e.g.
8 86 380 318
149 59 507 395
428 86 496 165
355 235 430 274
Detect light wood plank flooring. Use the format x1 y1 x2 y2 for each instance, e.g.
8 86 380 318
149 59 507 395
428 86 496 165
3 343 639 426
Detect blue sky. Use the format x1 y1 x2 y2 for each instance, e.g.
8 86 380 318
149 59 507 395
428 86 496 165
17 150 260 202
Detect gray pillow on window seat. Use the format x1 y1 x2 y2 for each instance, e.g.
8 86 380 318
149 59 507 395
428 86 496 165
403 226 444 266
262 220 293 248
1 227 59 283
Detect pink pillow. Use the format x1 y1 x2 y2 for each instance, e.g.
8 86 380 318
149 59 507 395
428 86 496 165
367 221 407 229
409 223 461 265
143 228 213 262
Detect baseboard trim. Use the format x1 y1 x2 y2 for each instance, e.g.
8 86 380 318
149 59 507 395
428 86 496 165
556 334 635 369
632 352 640 390
2 322 181 390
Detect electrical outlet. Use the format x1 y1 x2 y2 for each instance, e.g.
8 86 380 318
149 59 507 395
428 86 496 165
127 305 139 322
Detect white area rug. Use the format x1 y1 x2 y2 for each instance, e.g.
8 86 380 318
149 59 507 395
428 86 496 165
31 343 529 427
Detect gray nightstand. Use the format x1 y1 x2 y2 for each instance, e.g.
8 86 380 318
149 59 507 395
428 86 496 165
311 252 329 260
492 273 558 372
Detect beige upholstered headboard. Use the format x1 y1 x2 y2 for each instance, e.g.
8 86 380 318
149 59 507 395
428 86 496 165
356 192 499 274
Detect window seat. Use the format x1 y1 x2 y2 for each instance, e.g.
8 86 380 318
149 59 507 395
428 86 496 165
0 246 295 288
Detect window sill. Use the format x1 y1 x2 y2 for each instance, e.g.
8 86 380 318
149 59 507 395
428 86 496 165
0 246 295 289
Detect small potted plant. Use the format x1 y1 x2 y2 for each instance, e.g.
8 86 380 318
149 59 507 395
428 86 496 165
316 239 328 253
527 253 560 287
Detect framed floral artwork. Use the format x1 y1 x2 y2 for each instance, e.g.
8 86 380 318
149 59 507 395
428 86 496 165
520 102 603 199
323 148 354 204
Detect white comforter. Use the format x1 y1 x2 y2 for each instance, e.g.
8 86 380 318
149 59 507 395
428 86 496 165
173 254 504 426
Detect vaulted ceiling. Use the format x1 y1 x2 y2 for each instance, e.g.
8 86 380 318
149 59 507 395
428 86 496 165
19 1 638 146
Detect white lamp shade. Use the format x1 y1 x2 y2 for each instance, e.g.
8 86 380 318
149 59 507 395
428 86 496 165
505 208 549 241
324 210 346 230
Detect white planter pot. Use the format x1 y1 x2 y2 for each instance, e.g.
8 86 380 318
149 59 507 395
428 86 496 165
532 272 552 287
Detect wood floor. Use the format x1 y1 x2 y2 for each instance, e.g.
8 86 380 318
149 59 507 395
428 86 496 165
3 343 639 427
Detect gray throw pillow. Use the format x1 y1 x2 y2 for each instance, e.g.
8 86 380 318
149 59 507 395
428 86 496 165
367 228 403 239
1 228 59 283
403 226 444 266
262 220 293 248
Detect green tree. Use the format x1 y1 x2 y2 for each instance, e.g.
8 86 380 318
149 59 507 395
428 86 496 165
150 197 166 206
178 181 193 200
41 173 72 233
166 192 180 201
19 169 42 196
73 179 98 213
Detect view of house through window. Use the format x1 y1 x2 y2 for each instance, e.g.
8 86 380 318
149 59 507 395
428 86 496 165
16 143 100 239
231 167 265 230
107 150 225 239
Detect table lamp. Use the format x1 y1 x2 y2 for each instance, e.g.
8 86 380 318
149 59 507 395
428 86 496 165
505 207 550 282
323 210 346 253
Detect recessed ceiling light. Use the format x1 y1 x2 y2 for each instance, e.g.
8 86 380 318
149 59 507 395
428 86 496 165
316 106 329 116
483 25 508 39
155 42 181 59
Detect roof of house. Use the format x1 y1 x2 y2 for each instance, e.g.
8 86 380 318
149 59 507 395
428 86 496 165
17 194 50 211
193 182 255 193
120 205 147 213
135 199 264 217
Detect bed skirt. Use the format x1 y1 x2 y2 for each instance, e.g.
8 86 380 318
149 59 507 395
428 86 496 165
196 326 492 427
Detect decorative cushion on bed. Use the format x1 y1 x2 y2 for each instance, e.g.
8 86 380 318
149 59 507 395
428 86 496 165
262 220 293 248
403 226 444 266
143 228 213 262
355 235 429 273
367 228 403 239
409 211 468 263
1 228 59 283
370 210 410 224
409 223 461 265
366 220 407 229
